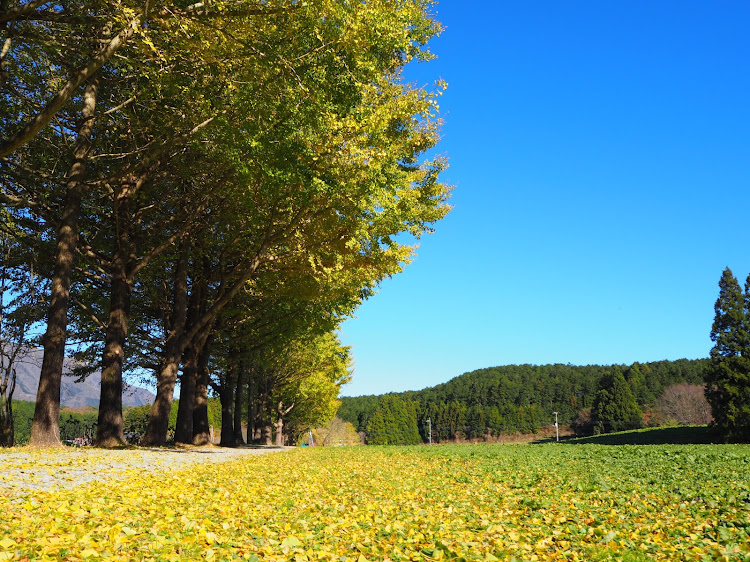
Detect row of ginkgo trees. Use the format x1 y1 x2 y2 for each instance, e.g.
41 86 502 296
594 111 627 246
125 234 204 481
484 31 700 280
0 0 451 447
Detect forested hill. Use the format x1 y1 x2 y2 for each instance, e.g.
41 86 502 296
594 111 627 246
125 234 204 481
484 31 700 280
338 359 708 441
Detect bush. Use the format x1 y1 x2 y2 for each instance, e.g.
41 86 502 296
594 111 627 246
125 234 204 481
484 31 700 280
10 400 35 445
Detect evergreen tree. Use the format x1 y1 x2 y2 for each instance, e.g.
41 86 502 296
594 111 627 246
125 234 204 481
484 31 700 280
591 367 643 433
705 268 750 442
625 363 652 405
339 358 708 439
366 395 421 445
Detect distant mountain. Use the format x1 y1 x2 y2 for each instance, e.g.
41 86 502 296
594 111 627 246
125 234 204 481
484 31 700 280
8 347 155 408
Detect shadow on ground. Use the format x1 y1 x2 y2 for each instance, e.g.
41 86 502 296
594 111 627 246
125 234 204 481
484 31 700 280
140 444 289 454
537 425 718 445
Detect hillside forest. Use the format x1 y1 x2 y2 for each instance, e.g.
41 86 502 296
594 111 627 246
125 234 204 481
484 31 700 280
338 359 712 444
0 0 451 447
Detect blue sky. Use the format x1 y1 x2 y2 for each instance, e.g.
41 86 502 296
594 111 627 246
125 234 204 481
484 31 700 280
338 0 750 397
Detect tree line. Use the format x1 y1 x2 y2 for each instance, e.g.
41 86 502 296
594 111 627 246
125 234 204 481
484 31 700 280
0 0 450 447
338 359 710 444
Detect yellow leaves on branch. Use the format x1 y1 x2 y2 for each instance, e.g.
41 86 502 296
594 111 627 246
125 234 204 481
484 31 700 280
2 445 750 560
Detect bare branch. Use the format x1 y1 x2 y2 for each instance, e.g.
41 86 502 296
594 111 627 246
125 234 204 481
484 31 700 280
102 95 136 116
71 297 106 331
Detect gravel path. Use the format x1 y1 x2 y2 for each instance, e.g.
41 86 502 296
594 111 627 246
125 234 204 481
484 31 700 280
0 446 288 497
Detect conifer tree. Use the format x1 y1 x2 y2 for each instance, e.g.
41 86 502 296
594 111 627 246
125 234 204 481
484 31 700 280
591 367 643 433
705 268 750 442
366 395 421 445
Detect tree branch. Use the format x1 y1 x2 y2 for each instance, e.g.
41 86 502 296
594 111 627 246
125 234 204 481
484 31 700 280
71 297 107 331
0 1 154 158
0 0 50 23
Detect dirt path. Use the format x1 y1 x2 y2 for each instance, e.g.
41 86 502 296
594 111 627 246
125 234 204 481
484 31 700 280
0 445 288 497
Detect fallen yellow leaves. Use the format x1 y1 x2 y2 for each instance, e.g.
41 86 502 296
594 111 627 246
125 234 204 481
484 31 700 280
1 444 750 560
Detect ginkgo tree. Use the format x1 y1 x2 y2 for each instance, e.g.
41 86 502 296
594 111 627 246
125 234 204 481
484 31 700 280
2 0 450 447
138 0 450 447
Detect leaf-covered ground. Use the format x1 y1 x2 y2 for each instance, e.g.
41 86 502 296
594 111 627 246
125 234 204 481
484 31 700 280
2 443 749 561
0 447 274 495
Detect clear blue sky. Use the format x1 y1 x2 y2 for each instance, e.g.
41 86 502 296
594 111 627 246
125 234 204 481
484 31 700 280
338 0 750 397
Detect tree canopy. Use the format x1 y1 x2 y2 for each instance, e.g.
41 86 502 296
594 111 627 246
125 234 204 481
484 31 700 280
0 0 450 447
591 367 643 433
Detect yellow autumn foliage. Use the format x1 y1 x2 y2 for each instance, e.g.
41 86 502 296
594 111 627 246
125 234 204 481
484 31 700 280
1 444 749 560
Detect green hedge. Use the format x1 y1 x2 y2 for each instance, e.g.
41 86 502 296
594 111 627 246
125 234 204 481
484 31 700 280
9 398 222 445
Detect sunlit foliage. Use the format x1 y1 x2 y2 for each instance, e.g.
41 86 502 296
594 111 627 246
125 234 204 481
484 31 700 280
2 444 750 560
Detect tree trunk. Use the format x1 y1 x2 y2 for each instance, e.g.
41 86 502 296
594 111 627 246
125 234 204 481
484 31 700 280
0 357 15 447
274 418 284 446
141 355 179 447
95 178 135 447
261 391 273 445
247 378 256 443
30 77 98 447
95 268 130 446
145 250 265 446
0 392 13 447
262 419 273 446
192 329 215 445
174 345 197 444
232 358 246 444
174 263 209 444
141 243 189 447
219 355 237 446
274 401 293 447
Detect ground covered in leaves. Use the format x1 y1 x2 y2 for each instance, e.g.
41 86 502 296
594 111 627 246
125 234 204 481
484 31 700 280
2 443 750 561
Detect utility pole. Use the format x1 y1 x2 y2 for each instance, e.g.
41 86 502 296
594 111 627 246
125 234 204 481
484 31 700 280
427 418 432 445
553 412 559 442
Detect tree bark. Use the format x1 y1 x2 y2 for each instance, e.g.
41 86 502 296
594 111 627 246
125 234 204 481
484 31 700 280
192 329 215 445
219 361 236 446
174 343 198 444
174 276 210 444
95 267 130 446
144 252 266 445
232 357 246 444
262 419 273 445
261 395 273 445
274 417 284 446
95 178 135 447
274 401 294 447
0 244 20 447
0 392 13 447
247 377 257 443
140 243 189 447
30 77 97 447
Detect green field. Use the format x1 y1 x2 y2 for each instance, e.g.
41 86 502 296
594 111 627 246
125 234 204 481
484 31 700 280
2 441 750 561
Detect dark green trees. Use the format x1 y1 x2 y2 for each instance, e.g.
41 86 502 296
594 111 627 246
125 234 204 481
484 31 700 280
366 395 421 445
705 268 750 442
339 359 708 443
591 367 643 433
